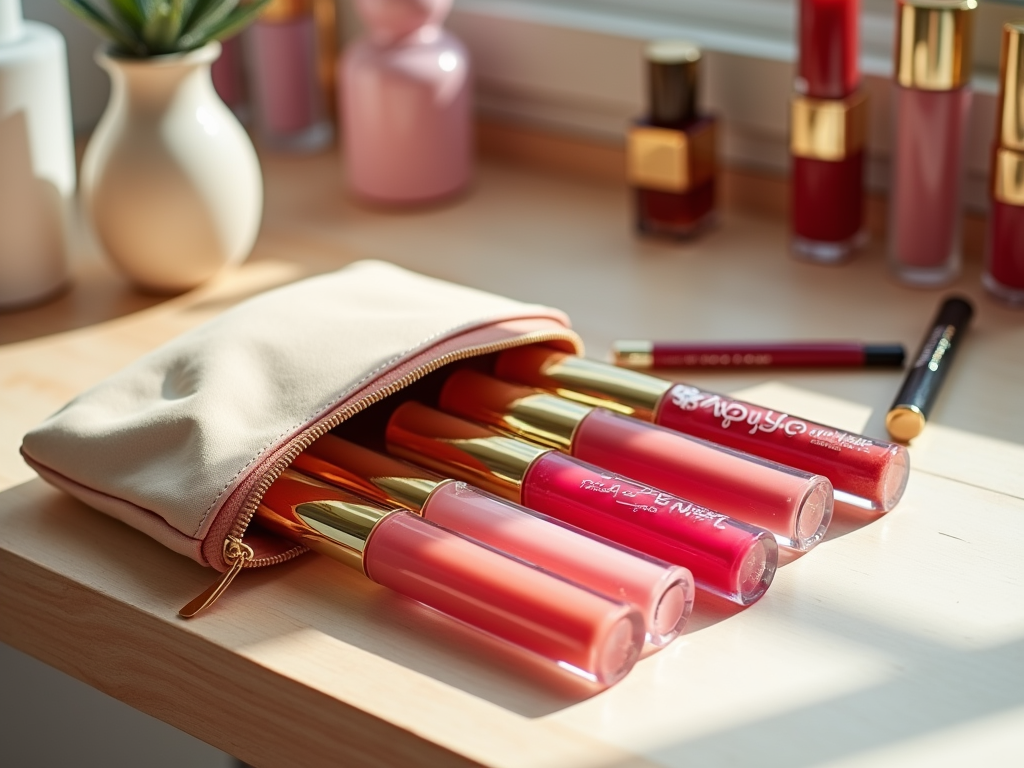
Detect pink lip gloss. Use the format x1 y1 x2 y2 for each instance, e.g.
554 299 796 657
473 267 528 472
438 369 833 551
385 402 778 606
293 439 694 647
889 0 976 286
257 469 644 686
494 347 910 513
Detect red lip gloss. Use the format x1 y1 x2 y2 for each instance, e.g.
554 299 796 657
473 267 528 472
293 438 695 647
983 22 1024 306
495 347 910 513
385 402 778 606
612 340 905 369
438 369 833 551
791 0 868 263
257 469 645 686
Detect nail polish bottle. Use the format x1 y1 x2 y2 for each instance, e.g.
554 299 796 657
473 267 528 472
627 41 717 238
790 0 868 263
248 0 334 152
258 469 645 686
342 0 472 204
889 0 977 286
983 22 1024 306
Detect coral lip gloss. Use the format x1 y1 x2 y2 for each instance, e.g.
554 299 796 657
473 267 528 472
292 437 695 647
612 340 905 369
385 401 778 606
791 0 868 263
438 369 834 551
257 469 645 686
494 347 911 513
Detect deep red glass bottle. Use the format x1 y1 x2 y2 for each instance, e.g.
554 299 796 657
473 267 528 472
627 41 716 238
983 23 1024 306
790 0 867 263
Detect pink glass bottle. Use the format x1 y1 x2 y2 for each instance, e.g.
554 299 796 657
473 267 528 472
889 0 976 286
438 369 833 551
249 0 333 151
791 0 868 262
257 469 644 686
294 438 695 647
386 402 778 606
494 347 910 513
984 22 1024 306
342 0 471 203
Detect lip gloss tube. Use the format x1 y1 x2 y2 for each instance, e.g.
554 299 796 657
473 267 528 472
889 0 976 286
438 369 833 551
612 340 905 369
494 347 910 513
791 0 868 263
385 402 778 606
257 469 644 686
984 22 1024 306
292 438 695 647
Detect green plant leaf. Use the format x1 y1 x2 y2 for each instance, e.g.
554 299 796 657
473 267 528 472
107 0 145 35
141 0 188 53
180 1 268 49
181 0 237 39
58 0 146 55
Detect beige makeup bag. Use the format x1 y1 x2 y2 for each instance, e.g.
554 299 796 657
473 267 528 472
21 261 582 611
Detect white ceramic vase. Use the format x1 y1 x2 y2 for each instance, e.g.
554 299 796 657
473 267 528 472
82 42 262 293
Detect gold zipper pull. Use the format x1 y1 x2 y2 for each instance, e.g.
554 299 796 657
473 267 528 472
178 537 254 618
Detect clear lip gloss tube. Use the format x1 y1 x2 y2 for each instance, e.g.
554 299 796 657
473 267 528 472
889 0 976 286
494 347 910 513
385 403 778 606
257 469 645 686
438 369 833 551
292 438 695 647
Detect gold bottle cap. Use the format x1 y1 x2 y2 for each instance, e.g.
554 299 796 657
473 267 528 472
494 347 673 420
386 402 548 501
790 90 868 161
256 469 395 573
439 369 591 452
885 405 927 442
260 0 313 23
896 0 977 91
998 22 1024 151
295 436 444 510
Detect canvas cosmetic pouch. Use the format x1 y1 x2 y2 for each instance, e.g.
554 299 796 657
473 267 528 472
20 260 582 613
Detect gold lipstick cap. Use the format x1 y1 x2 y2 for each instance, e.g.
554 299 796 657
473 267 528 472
298 435 443 510
256 469 395 573
494 347 673 421
994 23 1024 206
439 369 592 452
612 341 655 369
896 0 977 91
385 402 548 501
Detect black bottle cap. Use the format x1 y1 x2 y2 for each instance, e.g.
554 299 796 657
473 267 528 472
864 344 907 367
646 41 701 127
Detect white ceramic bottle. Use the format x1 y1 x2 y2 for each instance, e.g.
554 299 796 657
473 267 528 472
0 0 75 309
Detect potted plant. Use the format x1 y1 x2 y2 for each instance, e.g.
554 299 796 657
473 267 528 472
61 0 270 293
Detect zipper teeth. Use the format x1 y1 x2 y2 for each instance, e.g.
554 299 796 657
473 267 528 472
231 330 580 568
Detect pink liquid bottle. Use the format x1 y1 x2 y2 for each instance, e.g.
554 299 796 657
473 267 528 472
888 0 977 286
249 0 334 151
342 0 472 203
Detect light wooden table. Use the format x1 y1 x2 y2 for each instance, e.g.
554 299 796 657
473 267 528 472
2 145 1023 768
